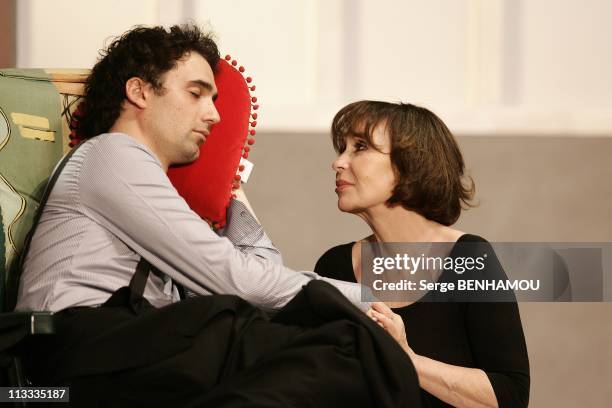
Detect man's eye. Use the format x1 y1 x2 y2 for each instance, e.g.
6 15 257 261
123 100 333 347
189 91 201 98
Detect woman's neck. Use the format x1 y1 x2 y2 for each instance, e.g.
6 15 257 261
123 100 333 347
357 204 461 243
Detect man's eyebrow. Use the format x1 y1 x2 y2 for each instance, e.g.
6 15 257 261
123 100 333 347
188 80 218 100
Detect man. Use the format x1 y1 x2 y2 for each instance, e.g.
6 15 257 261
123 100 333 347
16 25 364 314
15 25 421 407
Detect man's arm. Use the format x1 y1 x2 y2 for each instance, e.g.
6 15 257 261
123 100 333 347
218 197 283 265
78 135 367 311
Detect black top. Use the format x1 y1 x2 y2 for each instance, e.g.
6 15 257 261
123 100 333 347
315 234 530 408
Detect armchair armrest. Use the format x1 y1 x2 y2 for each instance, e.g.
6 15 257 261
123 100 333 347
0 312 55 352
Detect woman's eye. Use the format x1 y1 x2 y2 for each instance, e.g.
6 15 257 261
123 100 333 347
354 142 367 151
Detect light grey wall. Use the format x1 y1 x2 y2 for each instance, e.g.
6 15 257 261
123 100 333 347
245 133 612 407
14 1 612 136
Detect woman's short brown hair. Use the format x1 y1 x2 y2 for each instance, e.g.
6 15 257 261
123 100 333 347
331 101 475 226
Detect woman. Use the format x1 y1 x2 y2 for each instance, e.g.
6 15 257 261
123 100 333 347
315 101 530 408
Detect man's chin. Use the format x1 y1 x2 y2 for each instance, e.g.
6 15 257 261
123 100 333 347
172 150 200 166
188 149 200 163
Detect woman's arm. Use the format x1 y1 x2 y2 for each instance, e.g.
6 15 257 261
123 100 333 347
369 302 498 408
409 354 497 408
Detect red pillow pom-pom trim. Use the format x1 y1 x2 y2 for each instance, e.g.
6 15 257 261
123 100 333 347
169 54 259 229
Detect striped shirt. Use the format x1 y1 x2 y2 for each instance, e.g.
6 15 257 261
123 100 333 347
16 133 366 312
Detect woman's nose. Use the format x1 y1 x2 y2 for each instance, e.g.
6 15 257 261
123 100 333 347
332 153 347 172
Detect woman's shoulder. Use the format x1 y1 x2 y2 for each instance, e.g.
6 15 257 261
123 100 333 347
453 233 491 251
450 233 500 270
314 241 356 281
457 233 488 243
315 242 354 267
449 233 516 300
452 233 492 254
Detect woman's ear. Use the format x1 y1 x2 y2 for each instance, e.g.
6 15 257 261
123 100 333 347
125 77 149 109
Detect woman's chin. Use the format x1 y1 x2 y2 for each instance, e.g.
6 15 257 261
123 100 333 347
337 199 350 212
337 200 361 214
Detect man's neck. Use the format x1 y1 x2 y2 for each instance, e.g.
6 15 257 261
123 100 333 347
108 121 170 172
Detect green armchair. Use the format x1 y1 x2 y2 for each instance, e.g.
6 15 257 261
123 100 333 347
0 69 87 390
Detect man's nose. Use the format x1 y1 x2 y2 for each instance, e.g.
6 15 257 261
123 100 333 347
203 101 220 125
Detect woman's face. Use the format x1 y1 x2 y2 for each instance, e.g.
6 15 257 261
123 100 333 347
332 124 396 215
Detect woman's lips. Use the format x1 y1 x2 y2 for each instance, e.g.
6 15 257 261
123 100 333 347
335 180 354 193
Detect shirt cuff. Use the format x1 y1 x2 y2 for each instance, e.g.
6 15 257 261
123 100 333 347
218 199 283 264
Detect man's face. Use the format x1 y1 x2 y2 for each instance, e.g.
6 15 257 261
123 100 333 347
144 52 220 167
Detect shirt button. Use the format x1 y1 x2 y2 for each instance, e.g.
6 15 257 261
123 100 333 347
240 211 247 217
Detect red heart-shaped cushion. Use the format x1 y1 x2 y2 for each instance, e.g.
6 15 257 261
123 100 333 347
167 58 252 228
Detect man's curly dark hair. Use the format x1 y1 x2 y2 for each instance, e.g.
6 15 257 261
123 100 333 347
76 24 220 139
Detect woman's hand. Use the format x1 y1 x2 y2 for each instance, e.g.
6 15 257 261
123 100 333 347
368 302 415 357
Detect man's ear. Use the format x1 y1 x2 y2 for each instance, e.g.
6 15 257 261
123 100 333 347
125 77 150 109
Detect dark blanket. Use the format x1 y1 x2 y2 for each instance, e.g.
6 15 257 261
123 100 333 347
26 281 422 407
